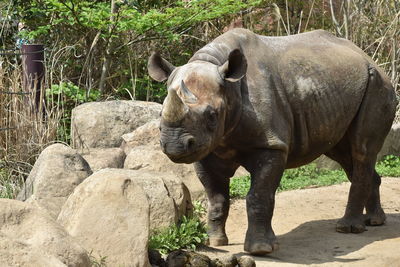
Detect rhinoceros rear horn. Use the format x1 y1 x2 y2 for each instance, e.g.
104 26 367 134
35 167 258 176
180 80 198 104
162 89 188 122
218 49 247 82
148 52 176 82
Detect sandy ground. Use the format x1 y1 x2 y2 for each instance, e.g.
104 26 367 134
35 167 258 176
200 178 400 266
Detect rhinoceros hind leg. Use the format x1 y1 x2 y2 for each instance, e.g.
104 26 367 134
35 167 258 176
325 137 377 233
364 170 386 226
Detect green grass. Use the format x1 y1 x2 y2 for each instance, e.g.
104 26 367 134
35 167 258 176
230 155 400 199
148 201 208 255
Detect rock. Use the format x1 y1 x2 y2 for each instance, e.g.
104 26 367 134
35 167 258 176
166 250 211 267
17 143 92 218
313 155 341 170
211 254 238 267
130 170 185 229
237 256 256 267
121 119 161 154
0 199 90 267
161 172 193 223
234 166 249 178
379 123 400 159
57 169 151 267
124 145 206 201
79 147 126 171
148 249 165 267
71 100 161 149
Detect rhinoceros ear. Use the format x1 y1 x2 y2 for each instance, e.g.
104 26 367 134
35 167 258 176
148 52 176 82
218 49 247 82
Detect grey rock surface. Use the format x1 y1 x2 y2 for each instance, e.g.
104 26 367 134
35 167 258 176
71 100 161 149
17 143 92 218
0 199 90 267
80 147 126 171
57 169 151 267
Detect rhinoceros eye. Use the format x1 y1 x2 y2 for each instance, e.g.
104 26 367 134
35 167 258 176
205 107 218 131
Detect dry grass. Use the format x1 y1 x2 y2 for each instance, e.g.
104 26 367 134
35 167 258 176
0 59 62 197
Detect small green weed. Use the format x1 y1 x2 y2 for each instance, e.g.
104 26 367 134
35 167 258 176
148 201 208 255
88 250 107 267
230 155 400 199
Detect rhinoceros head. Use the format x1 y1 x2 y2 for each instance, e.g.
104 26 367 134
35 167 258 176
148 49 247 163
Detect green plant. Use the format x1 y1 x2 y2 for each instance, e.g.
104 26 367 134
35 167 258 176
149 201 208 255
376 155 400 177
88 250 107 267
278 164 347 192
46 81 100 143
230 175 251 199
229 156 400 199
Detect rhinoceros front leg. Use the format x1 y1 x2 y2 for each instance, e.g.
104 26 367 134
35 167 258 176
194 153 238 246
243 149 286 255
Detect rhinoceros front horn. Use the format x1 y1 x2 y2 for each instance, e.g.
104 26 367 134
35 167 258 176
162 89 188 122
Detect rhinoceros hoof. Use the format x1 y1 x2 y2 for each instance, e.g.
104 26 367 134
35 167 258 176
336 217 366 233
365 210 386 226
244 240 279 255
208 236 228 246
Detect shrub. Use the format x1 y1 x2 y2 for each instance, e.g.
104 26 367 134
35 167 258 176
376 155 400 177
148 201 208 255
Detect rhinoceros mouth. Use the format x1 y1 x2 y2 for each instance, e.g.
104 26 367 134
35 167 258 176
165 147 209 164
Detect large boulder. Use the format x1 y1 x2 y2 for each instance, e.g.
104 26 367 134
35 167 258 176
124 145 206 201
0 199 90 267
79 147 126 172
57 169 151 267
121 119 160 154
17 143 92 218
71 100 161 149
379 123 400 158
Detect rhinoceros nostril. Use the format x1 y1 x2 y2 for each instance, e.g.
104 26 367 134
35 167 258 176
185 137 196 152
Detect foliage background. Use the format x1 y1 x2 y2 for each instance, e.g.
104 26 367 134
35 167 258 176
0 0 399 195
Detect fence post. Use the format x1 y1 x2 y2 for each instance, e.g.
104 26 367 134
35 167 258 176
22 44 45 111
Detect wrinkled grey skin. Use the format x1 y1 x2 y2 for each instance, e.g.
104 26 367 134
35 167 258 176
148 28 398 255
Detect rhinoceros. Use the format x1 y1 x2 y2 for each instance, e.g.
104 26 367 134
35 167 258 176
148 28 398 255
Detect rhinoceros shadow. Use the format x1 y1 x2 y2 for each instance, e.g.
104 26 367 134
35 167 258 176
235 213 400 265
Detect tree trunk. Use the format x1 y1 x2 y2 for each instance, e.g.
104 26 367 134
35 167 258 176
99 0 118 94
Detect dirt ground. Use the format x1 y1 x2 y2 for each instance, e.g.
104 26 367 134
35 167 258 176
200 178 400 266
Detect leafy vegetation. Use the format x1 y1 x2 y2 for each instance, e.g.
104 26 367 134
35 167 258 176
230 155 400 199
47 82 100 143
149 201 208 255
376 155 400 177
